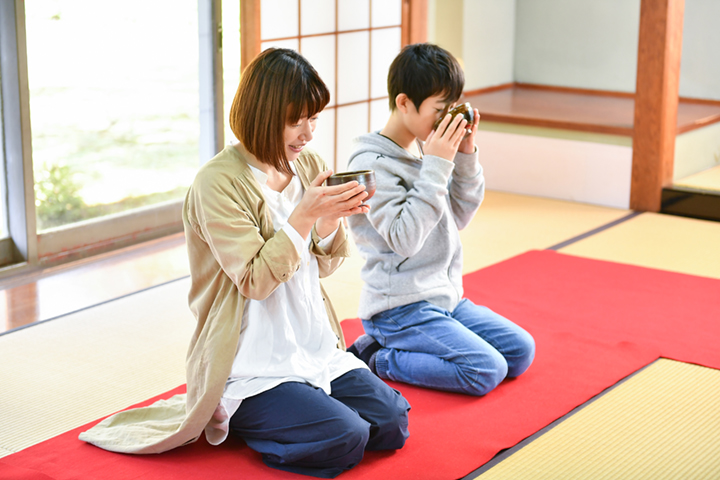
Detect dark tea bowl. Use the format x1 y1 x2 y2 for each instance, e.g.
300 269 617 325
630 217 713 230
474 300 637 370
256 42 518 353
326 170 376 207
432 102 474 136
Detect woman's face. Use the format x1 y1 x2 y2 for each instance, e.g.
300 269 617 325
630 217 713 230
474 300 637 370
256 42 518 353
283 113 319 162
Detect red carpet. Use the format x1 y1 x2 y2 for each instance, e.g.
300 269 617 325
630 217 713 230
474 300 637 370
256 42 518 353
3 250 720 480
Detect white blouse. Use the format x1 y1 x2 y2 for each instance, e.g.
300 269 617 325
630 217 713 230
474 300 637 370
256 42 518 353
210 162 367 444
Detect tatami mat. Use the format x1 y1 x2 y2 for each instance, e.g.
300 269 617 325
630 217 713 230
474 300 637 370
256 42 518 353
0 278 194 457
674 164 720 192
324 190 629 321
475 359 720 479
559 212 720 280
457 191 630 273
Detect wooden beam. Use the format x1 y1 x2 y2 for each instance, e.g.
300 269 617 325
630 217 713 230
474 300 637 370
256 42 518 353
240 0 261 72
630 0 685 211
402 0 428 46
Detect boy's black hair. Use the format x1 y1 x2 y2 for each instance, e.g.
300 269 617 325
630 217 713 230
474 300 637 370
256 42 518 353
387 43 465 111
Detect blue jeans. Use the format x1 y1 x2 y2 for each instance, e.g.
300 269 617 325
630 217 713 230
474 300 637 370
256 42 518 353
229 368 410 478
363 299 535 396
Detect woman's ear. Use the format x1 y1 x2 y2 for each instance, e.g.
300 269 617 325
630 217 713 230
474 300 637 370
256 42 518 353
395 93 411 114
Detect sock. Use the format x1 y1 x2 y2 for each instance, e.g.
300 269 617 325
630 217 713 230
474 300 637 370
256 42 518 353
368 351 378 373
347 334 382 372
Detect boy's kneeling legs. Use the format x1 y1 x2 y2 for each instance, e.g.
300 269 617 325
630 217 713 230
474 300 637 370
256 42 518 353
229 381 371 478
364 301 511 396
451 299 536 378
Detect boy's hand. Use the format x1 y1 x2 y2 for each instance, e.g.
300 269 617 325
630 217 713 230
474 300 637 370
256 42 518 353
423 113 468 162
458 108 480 154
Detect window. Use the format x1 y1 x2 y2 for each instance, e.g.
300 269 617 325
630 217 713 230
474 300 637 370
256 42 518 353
0 0 224 271
255 0 403 171
25 1 200 232
0 0 424 274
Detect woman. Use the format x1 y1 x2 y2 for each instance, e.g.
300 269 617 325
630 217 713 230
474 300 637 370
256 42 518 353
80 48 410 479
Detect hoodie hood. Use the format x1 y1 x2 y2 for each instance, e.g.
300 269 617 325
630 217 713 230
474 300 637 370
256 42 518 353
348 131 420 171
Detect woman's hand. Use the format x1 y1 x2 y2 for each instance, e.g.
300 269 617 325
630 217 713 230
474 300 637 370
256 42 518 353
288 170 370 239
423 113 468 162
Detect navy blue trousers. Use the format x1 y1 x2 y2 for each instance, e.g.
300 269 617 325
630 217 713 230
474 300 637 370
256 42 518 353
229 368 411 478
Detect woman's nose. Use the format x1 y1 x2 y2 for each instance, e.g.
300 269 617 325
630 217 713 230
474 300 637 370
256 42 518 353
300 122 313 141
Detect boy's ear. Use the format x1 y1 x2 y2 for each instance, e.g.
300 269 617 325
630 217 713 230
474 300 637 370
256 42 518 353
395 93 411 114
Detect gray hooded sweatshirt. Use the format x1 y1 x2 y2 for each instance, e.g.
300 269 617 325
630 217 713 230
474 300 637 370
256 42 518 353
346 131 485 320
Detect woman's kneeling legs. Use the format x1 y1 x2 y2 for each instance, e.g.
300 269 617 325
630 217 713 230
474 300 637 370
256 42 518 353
229 369 409 478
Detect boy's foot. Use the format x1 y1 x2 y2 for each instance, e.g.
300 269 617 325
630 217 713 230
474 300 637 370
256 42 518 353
347 334 382 372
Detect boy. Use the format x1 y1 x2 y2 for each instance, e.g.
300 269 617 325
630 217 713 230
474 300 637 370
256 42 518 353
345 43 535 396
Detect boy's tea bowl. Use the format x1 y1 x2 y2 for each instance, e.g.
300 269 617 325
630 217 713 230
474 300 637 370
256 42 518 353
433 102 474 136
327 170 376 206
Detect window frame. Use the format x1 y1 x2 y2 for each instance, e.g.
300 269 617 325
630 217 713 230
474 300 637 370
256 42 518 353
239 0 427 171
0 0 427 276
0 0 224 275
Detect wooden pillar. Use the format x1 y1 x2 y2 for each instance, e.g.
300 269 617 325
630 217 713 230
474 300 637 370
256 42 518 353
402 0 428 46
240 0 261 72
630 0 684 211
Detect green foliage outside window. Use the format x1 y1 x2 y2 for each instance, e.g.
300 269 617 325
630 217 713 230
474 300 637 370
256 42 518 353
34 162 189 231
34 162 86 229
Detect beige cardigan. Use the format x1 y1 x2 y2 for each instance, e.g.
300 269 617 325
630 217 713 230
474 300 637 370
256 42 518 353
79 144 351 453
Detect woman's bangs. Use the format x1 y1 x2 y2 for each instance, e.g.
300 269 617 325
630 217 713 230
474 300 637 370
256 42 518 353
287 76 330 123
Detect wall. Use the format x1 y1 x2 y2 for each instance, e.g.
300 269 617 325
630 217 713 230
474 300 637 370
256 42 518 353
462 0 516 91
427 1 719 206
430 0 463 64
679 0 720 101
674 123 720 181
432 0 720 99
478 128 632 209
513 0 641 92
428 0 516 91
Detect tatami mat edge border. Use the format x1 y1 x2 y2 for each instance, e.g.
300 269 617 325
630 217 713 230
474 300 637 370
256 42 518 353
547 211 641 251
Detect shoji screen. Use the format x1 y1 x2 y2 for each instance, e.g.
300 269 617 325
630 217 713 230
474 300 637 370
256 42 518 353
254 0 403 171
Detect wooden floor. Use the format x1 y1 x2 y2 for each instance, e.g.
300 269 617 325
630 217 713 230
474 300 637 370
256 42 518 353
0 233 189 334
464 84 720 136
464 84 720 208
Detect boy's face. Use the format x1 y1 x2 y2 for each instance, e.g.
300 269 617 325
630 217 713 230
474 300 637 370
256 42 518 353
405 94 454 141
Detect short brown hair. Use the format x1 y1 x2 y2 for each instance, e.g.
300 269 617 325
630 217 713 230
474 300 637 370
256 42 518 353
387 43 464 112
229 48 330 175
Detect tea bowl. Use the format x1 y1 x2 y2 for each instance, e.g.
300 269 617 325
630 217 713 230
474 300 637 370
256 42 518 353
326 170 376 207
432 102 474 136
